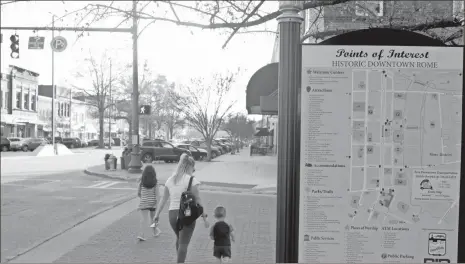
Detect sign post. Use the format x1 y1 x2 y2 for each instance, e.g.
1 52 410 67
299 42 464 263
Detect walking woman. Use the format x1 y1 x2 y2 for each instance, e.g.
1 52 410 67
153 153 208 263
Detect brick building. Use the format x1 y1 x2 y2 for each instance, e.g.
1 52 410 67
0 65 44 138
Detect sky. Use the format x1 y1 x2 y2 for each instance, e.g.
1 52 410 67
0 1 279 118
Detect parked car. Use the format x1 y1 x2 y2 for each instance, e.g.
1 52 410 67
22 138 48 151
140 140 191 163
174 143 207 161
1 137 10 151
188 140 221 158
46 137 63 144
62 137 82 148
8 137 27 151
213 140 230 153
88 139 99 146
103 138 115 146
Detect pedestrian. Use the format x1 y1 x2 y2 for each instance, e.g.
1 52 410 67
153 153 209 263
210 206 235 263
137 165 161 241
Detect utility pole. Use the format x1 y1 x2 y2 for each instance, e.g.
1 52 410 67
51 15 57 155
276 1 303 263
127 0 142 173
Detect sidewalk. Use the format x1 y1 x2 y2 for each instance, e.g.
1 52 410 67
85 148 278 194
55 192 277 263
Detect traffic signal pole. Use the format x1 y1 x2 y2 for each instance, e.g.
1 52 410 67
127 0 143 173
0 1 143 172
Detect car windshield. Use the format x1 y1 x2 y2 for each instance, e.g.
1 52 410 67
8 138 20 142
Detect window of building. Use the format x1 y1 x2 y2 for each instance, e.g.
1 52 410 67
24 93 29 110
355 1 384 16
31 95 36 111
16 92 21 108
0 91 3 109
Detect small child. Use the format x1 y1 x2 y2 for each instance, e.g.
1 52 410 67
210 206 235 263
137 165 161 241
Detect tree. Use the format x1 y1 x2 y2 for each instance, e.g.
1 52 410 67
55 1 463 48
223 113 256 140
73 51 119 148
172 71 238 161
159 89 186 140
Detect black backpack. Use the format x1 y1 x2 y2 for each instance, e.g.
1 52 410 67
176 176 203 230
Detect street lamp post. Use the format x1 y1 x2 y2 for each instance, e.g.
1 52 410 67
276 1 303 263
127 0 143 173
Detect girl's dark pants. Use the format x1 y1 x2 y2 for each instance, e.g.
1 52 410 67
168 210 196 263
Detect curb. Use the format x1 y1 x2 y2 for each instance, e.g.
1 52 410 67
5 195 137 263
84 169 277 195
83 169 139 182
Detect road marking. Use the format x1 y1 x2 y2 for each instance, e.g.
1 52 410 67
98 182 121 189
87 181 112 188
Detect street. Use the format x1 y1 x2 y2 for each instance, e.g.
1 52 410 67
1 171 137 262
1 148 277 263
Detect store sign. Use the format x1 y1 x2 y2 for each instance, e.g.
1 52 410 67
299 45 463 263
12 110 38 123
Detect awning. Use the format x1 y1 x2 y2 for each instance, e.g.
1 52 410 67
246 63 278 115
254 128 271 137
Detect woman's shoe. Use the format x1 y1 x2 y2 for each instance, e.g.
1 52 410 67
137 236 146 241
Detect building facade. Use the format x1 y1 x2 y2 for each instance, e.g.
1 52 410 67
0 65 43 138
38 85 98 139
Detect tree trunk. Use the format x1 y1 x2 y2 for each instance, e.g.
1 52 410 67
98 109 105 148
206 136 212 161
169 126 173 140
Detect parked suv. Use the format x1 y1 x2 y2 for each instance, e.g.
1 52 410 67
140 140 191 163
62 138 82 148
1 137 10 151
8 137 27 151
22 138 48 151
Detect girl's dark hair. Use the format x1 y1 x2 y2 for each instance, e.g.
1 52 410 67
141 165 157 188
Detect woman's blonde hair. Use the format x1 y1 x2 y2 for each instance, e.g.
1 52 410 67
172 153 195 184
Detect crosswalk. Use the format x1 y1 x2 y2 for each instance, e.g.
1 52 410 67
76 180 136 190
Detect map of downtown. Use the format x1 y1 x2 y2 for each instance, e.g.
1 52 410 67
299 45 463 263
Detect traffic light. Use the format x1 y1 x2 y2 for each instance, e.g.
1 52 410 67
10 34 19 59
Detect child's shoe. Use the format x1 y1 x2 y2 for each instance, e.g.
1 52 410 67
152 227 161 237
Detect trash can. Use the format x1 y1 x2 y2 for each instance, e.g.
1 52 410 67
121 157 125 170
112 156 117 170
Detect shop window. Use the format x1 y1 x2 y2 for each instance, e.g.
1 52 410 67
24 93 29 110
355 1 384 16
16 92 21 108
31 95 36 111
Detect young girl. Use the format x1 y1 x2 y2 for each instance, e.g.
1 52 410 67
210 206 235 263
137 165 161 241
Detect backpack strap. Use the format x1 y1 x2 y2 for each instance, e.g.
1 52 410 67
187 176 194 191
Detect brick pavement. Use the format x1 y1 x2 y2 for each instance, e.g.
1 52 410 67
55 191 277 263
